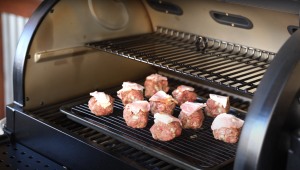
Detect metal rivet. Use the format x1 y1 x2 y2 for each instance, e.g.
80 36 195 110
159 0 162 3
40 101 44 105
26 97 29 101
231 23 235 27
166 10 168 13
226 13 229 16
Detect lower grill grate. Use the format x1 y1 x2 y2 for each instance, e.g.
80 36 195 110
29 76 247 170
60 80 246 170
86 26 275 95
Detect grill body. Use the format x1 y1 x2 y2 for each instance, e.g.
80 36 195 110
5 0 300 170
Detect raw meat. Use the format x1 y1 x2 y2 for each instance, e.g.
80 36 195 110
144 74 169 98
211 113 244 143
88 91 115 116
123 101 150 128
149 91 177 116
150 113 182 141
172 85 198 105
179 102 206 129
205 94 230 117
117 82 144 105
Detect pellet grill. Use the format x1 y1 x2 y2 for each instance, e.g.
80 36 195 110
1 0 300 169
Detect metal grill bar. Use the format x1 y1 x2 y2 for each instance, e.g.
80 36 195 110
87 27 275 95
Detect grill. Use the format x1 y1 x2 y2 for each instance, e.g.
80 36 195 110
0 142 65 170
60 77 246 170
86 27 275 95
4 0 300 170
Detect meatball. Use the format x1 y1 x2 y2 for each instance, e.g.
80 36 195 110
88 92 115 116
144 74 169 98
150 113 182 141
211 113 244 143
172 85 197 105
123 101 150 128
213 127 242 143
179 102 206 129
149 91 177 116
205 94 230 117
117 82 144 105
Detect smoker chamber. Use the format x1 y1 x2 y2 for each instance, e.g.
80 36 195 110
5 0 300 170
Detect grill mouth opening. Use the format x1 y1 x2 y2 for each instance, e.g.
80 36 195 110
59 77 246 170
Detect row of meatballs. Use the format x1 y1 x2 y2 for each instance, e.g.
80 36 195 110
88 74 244 143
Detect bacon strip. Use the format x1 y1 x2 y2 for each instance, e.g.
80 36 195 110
211 113 244 130
90 91 111 108
125 101 150 114
180 102 206 116
154 112 182 126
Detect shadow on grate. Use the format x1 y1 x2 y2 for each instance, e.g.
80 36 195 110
0 142 65 170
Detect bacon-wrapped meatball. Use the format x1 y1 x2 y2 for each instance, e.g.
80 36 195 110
179 102 206 129
88 91 115 116
172 85 197 106
123 101 150 128
205 94 230 117
211 113 244 143
144 74 169 98
150 113 182 141
117 82 144 106
149 91 177 116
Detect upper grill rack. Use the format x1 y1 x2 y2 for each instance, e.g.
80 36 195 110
86 26 275 95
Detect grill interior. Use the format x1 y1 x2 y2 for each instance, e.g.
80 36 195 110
59 77 246 170
27 76 248 170
86 27 275 95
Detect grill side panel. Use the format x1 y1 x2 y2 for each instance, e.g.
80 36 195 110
10 105 140 170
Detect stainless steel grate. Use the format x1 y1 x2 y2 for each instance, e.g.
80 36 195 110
29 76 247 170
59 77 246 170
86 26 275 95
